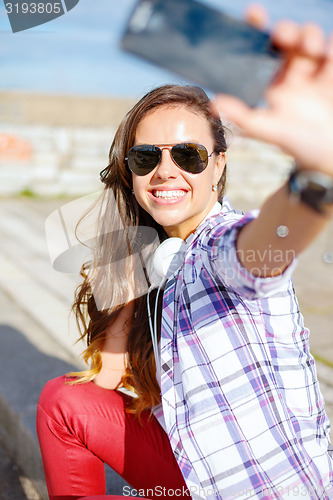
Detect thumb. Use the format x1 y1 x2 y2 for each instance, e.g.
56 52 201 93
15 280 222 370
212 94 252 126
212 94 280 144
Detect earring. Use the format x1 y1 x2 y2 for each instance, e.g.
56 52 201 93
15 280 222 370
212 184 218 192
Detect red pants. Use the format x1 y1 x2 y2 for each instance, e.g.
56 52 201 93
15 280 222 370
36 376 188 500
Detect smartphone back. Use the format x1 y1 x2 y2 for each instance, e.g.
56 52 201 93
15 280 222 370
121 0 281 106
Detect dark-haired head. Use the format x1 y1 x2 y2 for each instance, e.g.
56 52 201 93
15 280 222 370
100 84 227 205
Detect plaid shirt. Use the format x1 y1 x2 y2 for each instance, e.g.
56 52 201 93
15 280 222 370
153 200 333 499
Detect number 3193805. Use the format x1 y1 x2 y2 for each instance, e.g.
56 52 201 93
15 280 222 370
5 3 62 14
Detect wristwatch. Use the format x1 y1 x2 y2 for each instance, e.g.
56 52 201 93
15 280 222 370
288 168 333 215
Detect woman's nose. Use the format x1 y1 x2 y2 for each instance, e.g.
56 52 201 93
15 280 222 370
154 148 179 179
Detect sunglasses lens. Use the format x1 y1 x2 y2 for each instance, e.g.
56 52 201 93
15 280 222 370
127 145 161 176
171 143 208 173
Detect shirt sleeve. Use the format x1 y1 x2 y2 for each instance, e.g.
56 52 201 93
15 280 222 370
206 210 298 300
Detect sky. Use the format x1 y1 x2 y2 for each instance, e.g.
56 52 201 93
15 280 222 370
1 0 333 99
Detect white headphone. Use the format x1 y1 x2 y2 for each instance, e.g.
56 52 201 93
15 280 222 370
148 237 186 286
147 237 186 384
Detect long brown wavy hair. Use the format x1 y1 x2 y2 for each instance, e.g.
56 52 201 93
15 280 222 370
68 84 228 420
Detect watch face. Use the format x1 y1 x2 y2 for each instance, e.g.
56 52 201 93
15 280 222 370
289 169 333 214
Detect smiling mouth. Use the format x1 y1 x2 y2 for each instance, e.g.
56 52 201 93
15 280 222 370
152 190 187 199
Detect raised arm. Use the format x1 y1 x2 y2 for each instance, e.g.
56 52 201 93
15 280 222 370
213 14 333 277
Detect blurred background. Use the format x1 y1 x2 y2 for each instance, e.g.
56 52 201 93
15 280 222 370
0 1 333 498
1 0 333 198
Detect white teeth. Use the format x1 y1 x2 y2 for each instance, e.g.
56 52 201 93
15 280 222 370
153 190 186 199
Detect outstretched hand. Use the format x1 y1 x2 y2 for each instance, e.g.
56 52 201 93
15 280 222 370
213 6 333 176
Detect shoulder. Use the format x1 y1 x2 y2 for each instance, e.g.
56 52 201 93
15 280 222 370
37 375 98 419
38 375 77 412
38 375 127 420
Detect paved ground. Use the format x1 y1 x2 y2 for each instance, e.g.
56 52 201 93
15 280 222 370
0 196 332 498
0 436 40 500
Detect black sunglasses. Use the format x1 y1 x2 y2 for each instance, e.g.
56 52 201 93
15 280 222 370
124 143 215 176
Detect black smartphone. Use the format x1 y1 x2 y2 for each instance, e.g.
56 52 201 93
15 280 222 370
121 0 281 107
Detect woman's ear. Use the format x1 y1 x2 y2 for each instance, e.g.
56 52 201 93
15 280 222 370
213 152 226 186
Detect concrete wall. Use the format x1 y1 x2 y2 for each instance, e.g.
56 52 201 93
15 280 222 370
0 123 113 196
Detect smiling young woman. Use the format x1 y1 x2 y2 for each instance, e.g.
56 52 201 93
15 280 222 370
36 16 333 499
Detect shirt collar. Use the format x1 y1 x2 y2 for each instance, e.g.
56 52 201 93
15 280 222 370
185 200 225 245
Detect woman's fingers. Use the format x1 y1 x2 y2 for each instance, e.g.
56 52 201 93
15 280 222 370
270 20 300 51
213 16 333 171
245 11 329 84
245 4 268 30
271 21 326 57
269 21 314 82
212 95 270 140
212 95 250 127
273 22 327 66
271 21 328 84
299 23 327 59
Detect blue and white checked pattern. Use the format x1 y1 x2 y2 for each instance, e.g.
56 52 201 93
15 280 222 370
153 200 333 499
